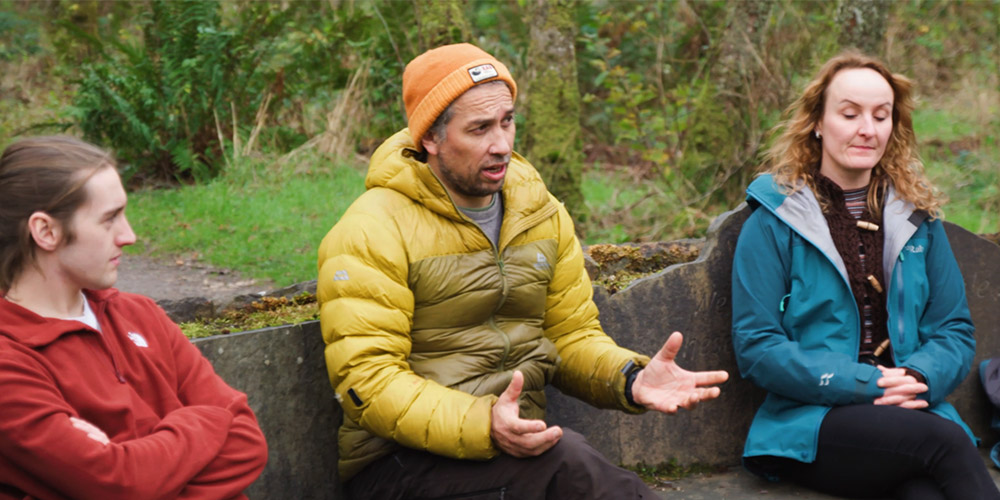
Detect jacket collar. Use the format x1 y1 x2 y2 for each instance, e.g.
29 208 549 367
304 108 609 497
0 288 118 347
364 129 554 226
747 174 922 281
882 193 927 278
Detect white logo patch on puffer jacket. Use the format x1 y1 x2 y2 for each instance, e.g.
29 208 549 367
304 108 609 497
533 252 551 271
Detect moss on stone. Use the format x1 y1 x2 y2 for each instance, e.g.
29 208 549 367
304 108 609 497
179 292 319 339
586 241 701 294
624 459 726 488
592 270 646 294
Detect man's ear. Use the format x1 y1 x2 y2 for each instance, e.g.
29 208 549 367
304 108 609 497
27 212 63 252
421 133 440 156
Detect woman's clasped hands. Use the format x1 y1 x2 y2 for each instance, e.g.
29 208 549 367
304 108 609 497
873 365 928 409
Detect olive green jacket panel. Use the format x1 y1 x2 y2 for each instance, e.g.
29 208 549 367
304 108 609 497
319 129 646 480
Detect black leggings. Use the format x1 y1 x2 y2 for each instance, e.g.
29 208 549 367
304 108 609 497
746 404 1000 499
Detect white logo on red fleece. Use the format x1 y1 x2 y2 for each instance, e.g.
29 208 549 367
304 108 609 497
127 332 149 348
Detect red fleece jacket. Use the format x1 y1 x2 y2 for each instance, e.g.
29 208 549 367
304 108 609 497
0 289 267 500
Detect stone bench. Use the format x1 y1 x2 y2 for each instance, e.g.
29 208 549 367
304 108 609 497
193 204 1000 499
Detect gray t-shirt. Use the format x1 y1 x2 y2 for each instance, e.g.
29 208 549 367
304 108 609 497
459 193 504 249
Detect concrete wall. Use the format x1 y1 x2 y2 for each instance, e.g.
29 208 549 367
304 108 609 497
547 204 761 467
942 218 1000 446
195 205 1000 496
194 322 341 499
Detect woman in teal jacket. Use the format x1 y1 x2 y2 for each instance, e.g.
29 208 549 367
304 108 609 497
731 52 999 499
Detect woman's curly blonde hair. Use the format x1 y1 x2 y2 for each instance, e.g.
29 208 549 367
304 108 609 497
764 51 943 219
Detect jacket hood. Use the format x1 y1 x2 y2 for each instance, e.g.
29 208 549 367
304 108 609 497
0 288 118 347
365 129 553 222
747 173 923 281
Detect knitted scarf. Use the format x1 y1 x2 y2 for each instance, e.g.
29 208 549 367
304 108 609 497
814 173 889 365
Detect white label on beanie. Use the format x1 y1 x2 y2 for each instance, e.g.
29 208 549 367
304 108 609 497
468 64 498 83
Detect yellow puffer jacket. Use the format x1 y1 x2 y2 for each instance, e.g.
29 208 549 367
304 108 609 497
318 129 649 480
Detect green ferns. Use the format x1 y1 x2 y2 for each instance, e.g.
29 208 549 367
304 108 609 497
71 1 277 182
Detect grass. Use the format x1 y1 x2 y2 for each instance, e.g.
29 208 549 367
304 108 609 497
914 105 999 235
580 167 661 244
580 163 723 245
125 156 366 286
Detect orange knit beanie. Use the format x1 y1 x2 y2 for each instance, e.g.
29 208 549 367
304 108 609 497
403 43 517 147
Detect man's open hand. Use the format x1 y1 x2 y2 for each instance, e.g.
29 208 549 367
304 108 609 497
490 371 562 457
631 332 729 414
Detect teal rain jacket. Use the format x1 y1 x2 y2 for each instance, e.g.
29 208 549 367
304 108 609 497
731 174 976 464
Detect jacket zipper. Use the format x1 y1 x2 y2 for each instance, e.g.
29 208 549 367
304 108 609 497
92 300 127 384
446 186 557 373
895 254 906 346
458 209 513 372
489 246 511 371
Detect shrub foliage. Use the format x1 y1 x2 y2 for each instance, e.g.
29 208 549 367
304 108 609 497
70 0 286 182
3 0 996 241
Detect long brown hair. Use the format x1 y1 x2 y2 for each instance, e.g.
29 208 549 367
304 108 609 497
0 136 115 290
764 52 943 219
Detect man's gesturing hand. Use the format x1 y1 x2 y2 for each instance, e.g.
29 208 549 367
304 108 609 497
631 331 729 414
490 371 562 457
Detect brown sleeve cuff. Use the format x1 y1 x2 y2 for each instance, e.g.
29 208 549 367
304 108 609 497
903 368 926 384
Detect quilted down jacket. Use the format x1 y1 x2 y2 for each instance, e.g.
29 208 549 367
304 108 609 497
318 129 649 480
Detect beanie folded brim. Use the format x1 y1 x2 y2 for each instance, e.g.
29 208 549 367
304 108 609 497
402 43 517 150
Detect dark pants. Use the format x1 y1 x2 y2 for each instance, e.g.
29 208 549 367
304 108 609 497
746 404 1000 500
344 428 657 499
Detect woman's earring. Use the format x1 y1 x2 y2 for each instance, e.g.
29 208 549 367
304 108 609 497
815 130 821 139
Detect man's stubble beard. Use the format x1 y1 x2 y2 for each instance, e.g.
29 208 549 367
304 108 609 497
436 153 508 199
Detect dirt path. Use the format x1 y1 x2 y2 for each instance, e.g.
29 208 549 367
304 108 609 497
115 254 275 306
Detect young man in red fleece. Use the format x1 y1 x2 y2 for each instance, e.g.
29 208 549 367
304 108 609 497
0 136 268 499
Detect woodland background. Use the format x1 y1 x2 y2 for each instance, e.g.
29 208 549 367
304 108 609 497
0 0 997 285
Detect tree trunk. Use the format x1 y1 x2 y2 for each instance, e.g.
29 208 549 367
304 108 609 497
522 0 586 221
413 0 471 52
680 0 778 205
836 0 890 57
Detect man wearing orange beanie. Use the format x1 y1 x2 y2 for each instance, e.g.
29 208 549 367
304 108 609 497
318 43 728 499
